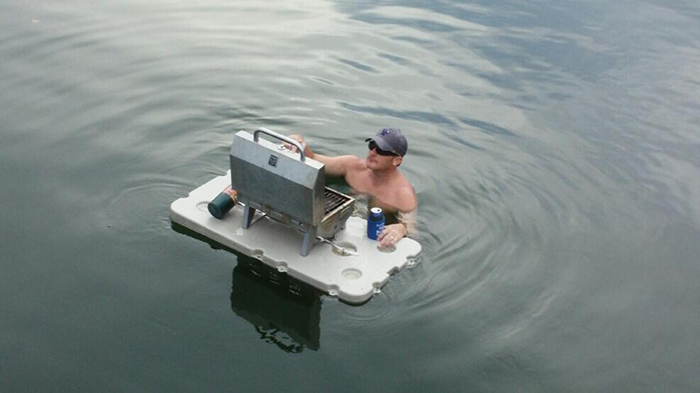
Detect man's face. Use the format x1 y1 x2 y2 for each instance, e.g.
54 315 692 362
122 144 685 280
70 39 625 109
366 143 401 170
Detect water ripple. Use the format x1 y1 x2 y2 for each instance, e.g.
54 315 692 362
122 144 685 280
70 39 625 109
3 0 700 390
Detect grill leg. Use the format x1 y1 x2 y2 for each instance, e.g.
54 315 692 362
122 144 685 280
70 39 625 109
242 205 256 229
301 230 315 256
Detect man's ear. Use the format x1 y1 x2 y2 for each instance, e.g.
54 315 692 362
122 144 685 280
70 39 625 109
393 156 403 167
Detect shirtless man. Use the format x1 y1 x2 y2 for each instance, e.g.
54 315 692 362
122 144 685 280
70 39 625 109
289 127 417 248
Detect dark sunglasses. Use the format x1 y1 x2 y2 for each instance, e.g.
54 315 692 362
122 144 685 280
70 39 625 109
368 140 398 156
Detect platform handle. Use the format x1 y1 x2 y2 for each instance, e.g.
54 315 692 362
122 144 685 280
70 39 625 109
254 127 305 162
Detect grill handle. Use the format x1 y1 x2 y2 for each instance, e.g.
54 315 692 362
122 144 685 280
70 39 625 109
254 127 306 162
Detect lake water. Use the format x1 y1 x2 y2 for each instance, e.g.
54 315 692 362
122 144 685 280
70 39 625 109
2 0 700 391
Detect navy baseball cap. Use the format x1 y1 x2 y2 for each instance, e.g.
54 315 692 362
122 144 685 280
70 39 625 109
365 127 408 157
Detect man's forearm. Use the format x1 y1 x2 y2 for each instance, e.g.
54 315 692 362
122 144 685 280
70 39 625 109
397 210 417 236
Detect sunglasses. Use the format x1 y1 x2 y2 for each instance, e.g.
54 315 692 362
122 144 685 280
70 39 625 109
368 140 398 156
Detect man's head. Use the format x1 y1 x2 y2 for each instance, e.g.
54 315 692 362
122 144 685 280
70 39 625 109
365 127 407 170
365 127 408 157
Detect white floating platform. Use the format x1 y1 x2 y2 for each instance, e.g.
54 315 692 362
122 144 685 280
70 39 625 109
170 172 421 304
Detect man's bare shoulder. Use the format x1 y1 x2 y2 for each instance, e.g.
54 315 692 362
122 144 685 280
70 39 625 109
344 155 366 167
394 182 418 212
337 155 366 173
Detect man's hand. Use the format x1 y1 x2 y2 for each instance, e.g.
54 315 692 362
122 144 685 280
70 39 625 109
286 134 314 159
377 223 408 248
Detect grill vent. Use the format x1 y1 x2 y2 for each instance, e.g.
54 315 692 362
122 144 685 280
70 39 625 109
324 189 350 216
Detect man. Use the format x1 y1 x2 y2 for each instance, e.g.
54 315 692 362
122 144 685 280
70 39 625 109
288 127 417 248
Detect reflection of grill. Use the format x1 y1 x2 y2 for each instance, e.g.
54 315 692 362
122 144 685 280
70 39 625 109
230 128 355 256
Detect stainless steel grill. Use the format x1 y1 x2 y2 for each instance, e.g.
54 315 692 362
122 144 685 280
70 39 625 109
230 128 355 256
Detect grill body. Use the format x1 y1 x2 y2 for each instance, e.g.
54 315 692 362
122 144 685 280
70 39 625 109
230 128 354 256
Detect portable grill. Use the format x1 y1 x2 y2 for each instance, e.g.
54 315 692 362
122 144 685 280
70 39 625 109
229 128 355 256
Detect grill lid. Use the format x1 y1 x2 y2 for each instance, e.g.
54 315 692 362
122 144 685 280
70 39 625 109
230 129 325 226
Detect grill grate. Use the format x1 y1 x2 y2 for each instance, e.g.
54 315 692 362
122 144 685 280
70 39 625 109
324 188 350 216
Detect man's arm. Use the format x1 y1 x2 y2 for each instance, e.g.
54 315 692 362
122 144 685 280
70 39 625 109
288 134 362 177
311 154 362 177
377 188 418 248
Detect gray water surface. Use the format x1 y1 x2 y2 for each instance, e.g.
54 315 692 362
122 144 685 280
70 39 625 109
2 1 700 391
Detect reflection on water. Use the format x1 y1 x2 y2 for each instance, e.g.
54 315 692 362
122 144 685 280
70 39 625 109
231 257 322 353
172 222 323 353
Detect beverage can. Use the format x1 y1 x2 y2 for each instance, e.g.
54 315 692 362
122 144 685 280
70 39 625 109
367 207 385 240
